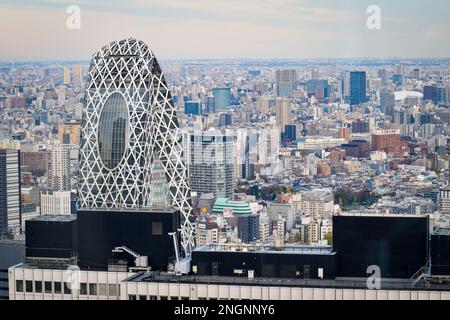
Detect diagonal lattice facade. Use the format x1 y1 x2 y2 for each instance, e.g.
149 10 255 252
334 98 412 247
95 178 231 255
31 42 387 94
77 38 194 256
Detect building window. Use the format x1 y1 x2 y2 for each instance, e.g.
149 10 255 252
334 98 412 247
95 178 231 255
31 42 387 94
160 296 168 300
89 283 97 295
170 296 179 300
25 280 33 293
108 284 118 296
129 295 137 300
80 283 87 295
64 283 71 295
54 282 62 294
149 295 157 300
181 297 189 300
98 284 107 296
152 222 163 235
139 295 147 300
35 281 42 293
16 280 23 293
44 281 52 294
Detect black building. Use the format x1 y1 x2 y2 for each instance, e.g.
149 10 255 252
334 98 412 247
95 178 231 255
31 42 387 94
192 245 336 280
431 228 450 276
77 208 179 271
24 208 181 272
0 240 24 300
333 214 429 279
236 214 259 243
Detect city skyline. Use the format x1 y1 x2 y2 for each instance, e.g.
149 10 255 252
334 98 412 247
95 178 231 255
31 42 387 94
1 0 450 61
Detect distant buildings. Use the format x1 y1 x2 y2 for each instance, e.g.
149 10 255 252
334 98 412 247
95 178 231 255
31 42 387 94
381 91 395 117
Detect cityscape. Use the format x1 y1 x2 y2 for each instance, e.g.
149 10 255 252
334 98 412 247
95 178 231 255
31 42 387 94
0 0 450 306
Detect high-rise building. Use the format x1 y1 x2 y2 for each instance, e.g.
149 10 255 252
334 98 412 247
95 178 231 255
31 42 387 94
378 69 387 87
350 71 367 105
63 66 71 85
47 144 71 191
77 38 194 254
306 79 329 101
212 88 231 112
185 130 235 199
73 65 82 87
276 69 297 97
423 85 438 104
184 101 201 116
40 190 71 215
275 97 291 128
381 90 395 117
0 149 21 236
440 188 450 215
57 122 81 145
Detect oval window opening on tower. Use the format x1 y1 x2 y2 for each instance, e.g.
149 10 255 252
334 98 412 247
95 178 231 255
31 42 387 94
98 92 129 169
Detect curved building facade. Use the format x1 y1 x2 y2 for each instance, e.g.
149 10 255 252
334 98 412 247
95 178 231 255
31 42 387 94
77 38 194 256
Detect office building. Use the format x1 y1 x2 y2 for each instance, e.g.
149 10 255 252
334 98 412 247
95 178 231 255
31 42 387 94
424 85 438 104
275 98 291 128
57 122 81 145
333 214 429 279
46 144 71 191
40 190 72 215
276 69 297 97
0 149 21 236
212 88 232 112
63 66 71 85
350 71 367 105
73 65 82 87
381 91 395 117
186 130 235 199
184 101 201 116
440 188 450 215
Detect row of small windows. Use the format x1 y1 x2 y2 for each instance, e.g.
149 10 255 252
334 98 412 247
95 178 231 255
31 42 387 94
15 280 119 296
128 295 189 301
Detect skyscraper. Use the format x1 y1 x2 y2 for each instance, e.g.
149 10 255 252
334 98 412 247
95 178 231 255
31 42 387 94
63 66 71 85
276 69 297 97
276 97 291 128
350 71 367 106
77 38 194 254
73 65 82 87
381 90 395 117
46 143 71 191
212 88 232 112
0 149 21 236
378 69 387 87
185 130 235 199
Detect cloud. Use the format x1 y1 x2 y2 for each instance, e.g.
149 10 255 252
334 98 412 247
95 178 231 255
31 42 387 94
0 0 449 60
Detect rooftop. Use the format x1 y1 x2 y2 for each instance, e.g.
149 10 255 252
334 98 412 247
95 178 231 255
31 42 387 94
123 272 450 292
194 243 334 255
31 215 77 222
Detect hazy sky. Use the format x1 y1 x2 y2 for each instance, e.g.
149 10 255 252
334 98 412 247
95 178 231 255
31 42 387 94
1 0 450 61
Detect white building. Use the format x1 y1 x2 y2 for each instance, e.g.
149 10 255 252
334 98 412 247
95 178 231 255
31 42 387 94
46 143 71 191
40 190 71 215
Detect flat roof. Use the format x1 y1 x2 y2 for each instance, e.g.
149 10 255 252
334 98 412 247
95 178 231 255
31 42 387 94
194 244 334 255
30 215 77 222
335 213 428 219
78 207 177 214
123 272 450 292
434 228 450 236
